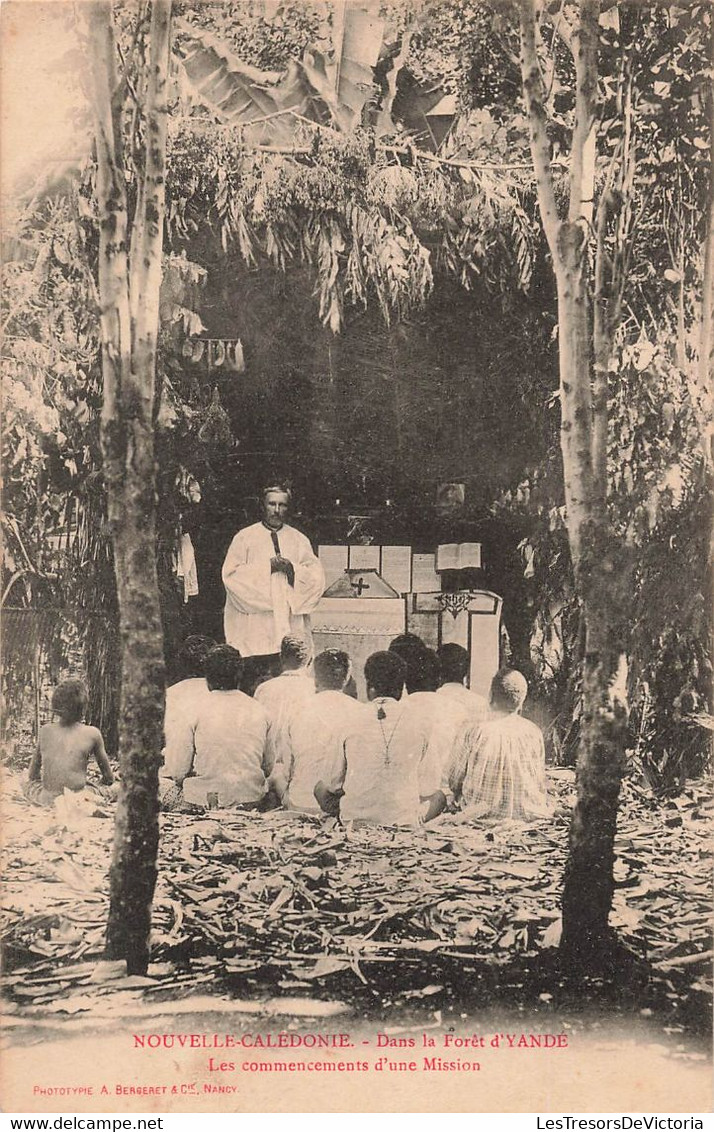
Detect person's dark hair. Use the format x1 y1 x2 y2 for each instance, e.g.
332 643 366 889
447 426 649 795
205 645 243 691
280 635 311 670
490 668 528 713
240 656 268 698
314 649 351 691
179 635 215 679
407 647 440 693
52 678 88 724
389 632 428 694
388 632 427 663
364 651 406 701
438 643 470 686
343 675 359 700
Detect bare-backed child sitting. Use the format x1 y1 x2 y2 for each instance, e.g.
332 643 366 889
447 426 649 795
26 679 115 806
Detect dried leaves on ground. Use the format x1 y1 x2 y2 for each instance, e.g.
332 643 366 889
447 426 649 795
1 770 711 1024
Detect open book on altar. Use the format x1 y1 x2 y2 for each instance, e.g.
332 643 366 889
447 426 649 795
436 541 481 571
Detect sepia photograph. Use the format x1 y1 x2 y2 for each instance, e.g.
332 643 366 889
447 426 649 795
0 0 712 1116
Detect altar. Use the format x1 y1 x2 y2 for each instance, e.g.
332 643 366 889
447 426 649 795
312 544 502 700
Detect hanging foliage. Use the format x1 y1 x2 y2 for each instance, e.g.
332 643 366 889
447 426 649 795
175 2 385 142
166 118 540 331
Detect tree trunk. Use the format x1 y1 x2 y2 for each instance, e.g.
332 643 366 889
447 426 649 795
85 0 171 975
555 235 630 960
520 0 632 961
560 552 630 959
105 430 165 974
700 25 714 397
554 242 595 566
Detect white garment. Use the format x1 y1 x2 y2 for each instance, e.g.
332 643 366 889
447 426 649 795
437 682 489 723
255 670 315 768
175 533 199 603
254 669 315 718
447 711 549 821
162 677 211 782
182 689 270 807
405 690 470 784
222 522 325 656
322 697 437 827
281 689 365 813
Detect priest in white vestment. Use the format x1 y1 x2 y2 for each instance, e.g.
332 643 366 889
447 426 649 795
222 485 325 664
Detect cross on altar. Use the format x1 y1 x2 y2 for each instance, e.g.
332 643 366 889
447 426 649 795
351 576 370 596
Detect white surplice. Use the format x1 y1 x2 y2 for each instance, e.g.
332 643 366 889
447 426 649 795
222 522 325 657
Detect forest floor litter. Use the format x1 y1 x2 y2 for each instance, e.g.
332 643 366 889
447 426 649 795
1 768 711 1041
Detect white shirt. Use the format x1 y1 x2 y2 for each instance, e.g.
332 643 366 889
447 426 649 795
255 670 315 769
182 689 270 807
222 522 325 656
254 669 315 718
437 682 490 724
322 697 438 827
281 689 365 813
405 690 470 784
162 677 211 782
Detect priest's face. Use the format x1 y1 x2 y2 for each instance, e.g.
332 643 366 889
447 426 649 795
263 490 290 530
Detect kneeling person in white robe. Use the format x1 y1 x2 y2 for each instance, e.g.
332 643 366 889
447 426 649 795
315 651 446 827
254 635 315 713
272 649 364 814
403 647 470 786
436 643 489 723
256 634 315 767
165 645 271 810
160 635 214 806
447 668 549 821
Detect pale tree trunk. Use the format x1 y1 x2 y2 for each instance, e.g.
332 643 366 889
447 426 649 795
520 0 630 963
86 0 172 975
700 26 714 397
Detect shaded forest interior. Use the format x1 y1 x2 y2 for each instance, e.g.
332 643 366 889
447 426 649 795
166 235 556 647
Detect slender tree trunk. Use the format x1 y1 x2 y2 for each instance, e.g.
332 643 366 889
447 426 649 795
520 0 631 961
85 0 171 975
554 235 629 960
554 246 595 564
700 26 714 396
561 562 629 957
592 182 613 508
106 432 165 973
